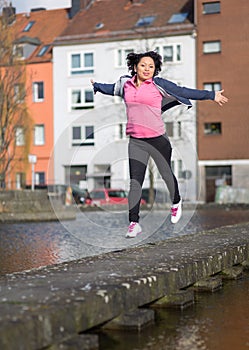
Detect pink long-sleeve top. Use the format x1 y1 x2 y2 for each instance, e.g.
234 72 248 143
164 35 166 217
123 76 165 138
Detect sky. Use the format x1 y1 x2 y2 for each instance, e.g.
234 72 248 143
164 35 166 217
11 0 71 13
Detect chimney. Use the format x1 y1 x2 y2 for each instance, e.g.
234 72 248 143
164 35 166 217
2 2 16 25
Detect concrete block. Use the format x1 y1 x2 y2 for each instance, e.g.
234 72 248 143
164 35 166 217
220 266 243 280
241 260 249 271
48 334 99 350
102 309 155 331
193 276 222 292
150 290 194 309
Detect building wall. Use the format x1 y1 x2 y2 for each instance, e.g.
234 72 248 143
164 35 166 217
25 62 54 186
196 0 249 201
53 35 198 200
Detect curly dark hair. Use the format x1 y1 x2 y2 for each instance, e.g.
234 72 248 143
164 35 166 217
126 51 162 77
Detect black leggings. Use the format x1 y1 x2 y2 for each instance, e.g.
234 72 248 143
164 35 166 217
128 134 181 223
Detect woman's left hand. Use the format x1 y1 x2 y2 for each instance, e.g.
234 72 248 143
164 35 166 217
215 89 228 106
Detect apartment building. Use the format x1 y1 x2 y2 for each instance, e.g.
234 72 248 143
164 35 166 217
53 0 199 201
0 5 71 189
196 0 249 201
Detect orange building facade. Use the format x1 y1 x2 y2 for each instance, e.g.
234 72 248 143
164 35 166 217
1 7 70 189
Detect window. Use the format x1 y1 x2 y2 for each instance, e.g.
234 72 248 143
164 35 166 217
156 44 181 63
34 125 45 145
85 126 94 140
116 48 134 67
204 82 221 91
70 52 94 75
165 121 182 138
15 127 25 146
13 45 24 59
65 165 87 184
135 15 156 27
23 21 35 32
168 13 188 24
203 41 221 54
33 82 44 102
204 122 222 135
119 123 126 139
165 122 173 137
14 83 25 103
35 172 45 185
72 125 95 146
37 45 50 57
203 2 220 14
71 88 94 110
178 159 183 178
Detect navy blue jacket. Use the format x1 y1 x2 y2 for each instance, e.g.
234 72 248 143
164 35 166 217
92 75 215 112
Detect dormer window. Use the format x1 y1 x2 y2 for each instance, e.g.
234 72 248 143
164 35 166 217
168 13 188 24
23 21 35 32
95 23 104 30
135 15 156 27
37 45 50 57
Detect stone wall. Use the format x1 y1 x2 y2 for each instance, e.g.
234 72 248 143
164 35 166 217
0 190 76 222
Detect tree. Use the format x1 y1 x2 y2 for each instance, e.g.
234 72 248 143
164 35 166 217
0 2 32 188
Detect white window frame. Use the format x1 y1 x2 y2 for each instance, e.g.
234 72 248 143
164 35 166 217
70 88 94 110
69 51 94 75
15 127 25 146
33 81 44 102
156 43 182 63
71 125 95 146
13 44 24 59
14 83 25 103
115 48 134 68
203 2 220 14
203 82 221 91
34 124 45 146
203 41 221 54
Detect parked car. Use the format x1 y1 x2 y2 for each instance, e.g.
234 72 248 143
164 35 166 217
86 188 146 206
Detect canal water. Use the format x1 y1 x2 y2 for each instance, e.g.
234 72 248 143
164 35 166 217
0 206 249 275
99 273 249 350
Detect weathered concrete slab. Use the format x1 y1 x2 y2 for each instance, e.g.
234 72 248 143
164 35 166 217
0 222 248 349
48 334 99 350
220 266 244 280
193 276 222 292
151 290 194 309
102 309 155 331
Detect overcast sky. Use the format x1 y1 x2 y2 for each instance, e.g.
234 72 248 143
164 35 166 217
11 0 71 13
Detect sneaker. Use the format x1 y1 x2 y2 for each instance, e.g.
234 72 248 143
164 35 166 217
126 222 142 238
171 199 182 224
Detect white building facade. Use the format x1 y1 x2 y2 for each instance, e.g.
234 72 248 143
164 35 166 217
53 34 198 202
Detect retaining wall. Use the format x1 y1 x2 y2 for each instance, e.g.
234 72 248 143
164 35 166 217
0 190 76 222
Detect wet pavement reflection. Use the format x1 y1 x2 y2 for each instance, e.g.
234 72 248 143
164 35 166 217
99 273 249 350
0 206 249 275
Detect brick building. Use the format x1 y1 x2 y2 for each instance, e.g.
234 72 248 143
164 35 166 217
196 0 249 201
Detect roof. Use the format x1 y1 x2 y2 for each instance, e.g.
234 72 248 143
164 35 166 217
12 8 70 63
54 0 194 45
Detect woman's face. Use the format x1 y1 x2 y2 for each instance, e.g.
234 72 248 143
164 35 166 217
135 56 155 82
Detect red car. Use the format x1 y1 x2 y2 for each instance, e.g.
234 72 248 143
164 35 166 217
86 188 146 206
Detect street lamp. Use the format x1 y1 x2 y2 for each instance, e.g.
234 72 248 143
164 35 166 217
28 154 37 191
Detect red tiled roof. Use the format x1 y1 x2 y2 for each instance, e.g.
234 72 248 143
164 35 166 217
12 8 70 63
55 0 194 45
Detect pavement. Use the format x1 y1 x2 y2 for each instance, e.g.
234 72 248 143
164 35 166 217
0 220 248 350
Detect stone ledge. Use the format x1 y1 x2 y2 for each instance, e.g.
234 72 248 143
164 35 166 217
0 222 248 349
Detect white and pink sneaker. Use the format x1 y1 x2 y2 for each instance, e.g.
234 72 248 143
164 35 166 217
171 199 182 224
126 222 142 238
